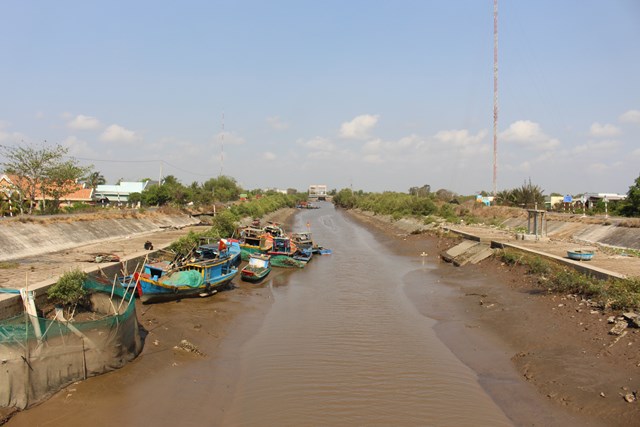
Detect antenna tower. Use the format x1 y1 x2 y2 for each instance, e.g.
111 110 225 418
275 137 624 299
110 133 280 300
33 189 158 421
492 0 498 196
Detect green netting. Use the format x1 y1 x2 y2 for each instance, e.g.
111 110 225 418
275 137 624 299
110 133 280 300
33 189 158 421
270 255 305 268
159 270 204 288
0 277 142 410
0 277 136 343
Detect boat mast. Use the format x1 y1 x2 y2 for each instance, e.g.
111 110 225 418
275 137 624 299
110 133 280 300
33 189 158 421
492 0 499 196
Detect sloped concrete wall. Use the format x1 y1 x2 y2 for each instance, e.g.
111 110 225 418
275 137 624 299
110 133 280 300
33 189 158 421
0 214 200 262
501 217 640 250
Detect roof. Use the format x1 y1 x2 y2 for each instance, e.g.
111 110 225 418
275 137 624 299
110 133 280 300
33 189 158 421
0 174 93 201
96 181 148 194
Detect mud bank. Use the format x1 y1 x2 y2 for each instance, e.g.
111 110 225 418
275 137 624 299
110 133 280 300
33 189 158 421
2 208 297 425
345 208 640 426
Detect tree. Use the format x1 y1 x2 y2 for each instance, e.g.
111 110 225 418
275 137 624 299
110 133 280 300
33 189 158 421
511 179 545 209
409 185 431 197
142 183 171 206
1 142 70 214
85 171 106 190
43 160 91 213
47 269 88 319
333 188 357 209
620 173 640 217
434 188 456 202
203 175 242 202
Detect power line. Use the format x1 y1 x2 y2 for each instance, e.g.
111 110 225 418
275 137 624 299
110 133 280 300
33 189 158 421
67 156 216 178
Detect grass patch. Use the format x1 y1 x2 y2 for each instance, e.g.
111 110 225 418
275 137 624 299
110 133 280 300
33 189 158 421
498 248 640 311
0 262 19 269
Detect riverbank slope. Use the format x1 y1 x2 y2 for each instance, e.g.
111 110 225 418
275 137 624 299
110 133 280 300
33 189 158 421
346 208 640 426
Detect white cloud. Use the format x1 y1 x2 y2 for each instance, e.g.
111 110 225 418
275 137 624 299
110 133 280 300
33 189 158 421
589 162 609 172
572 139 620 154
589 122 620 138
0 122 25 144
632 148 640 157
263 151 277 160
215 131 245 145
499 120 560 150
620 110 640 124
363 154 383 164
434 129 487 147
266 116 289 130
68 114 102 130
302 136 335 152
62 135 94 157
100 124 139 143
339 114 379 139
517 161 532 172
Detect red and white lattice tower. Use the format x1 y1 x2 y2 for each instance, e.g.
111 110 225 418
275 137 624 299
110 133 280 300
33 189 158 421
493 0 499 196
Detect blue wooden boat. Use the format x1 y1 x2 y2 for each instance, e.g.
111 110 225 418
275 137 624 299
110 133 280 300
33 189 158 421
132 240 241 303
567 249 595 261
291 232 332 256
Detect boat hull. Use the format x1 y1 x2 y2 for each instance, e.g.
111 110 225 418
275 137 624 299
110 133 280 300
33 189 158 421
138 268 237 304
240 267 271 283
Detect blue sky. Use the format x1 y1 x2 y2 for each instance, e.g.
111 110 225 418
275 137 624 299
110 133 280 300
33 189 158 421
1 1 639 195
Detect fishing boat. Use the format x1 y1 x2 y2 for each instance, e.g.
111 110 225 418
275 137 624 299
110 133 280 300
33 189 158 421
263 222 285 238
291 231 332 255
241 253 271 282
238 226 264 255
266 235 297 256
132 240 241 303
195 240 242 267
567 249 595 261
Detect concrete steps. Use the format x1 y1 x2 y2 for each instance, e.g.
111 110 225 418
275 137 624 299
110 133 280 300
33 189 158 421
441 241 494 266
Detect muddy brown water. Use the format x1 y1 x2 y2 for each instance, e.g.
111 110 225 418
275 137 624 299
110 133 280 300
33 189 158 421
9 202 519 426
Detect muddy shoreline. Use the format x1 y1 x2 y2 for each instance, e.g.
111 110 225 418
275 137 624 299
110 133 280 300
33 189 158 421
346 208 640 426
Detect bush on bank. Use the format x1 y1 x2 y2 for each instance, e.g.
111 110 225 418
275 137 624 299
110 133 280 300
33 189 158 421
498 249 640 310
168 193 301 256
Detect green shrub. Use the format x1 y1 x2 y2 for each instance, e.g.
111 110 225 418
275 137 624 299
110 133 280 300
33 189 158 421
528 257 551 275
47 269 89 317
499 250 521 266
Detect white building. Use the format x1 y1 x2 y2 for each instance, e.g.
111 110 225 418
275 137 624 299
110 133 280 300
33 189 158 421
308 184 327 200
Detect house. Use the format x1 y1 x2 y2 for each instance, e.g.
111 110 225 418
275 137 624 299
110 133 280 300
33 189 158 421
94 181 153 204
0 174 94 212
583 192 627 209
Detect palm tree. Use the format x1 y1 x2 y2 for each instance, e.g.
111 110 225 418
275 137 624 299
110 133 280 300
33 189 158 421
85 171 106 190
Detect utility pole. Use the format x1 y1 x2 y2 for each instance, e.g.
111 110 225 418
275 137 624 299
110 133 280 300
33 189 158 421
492 0 499 196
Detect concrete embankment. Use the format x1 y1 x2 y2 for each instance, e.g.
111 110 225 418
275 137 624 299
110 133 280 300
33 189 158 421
350 209 640 280
0 212 200 262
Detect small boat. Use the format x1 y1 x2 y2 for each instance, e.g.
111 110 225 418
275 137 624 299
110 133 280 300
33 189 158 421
291 231 332 255
267 235 297 256
241 254 271 282
567 249 595 261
